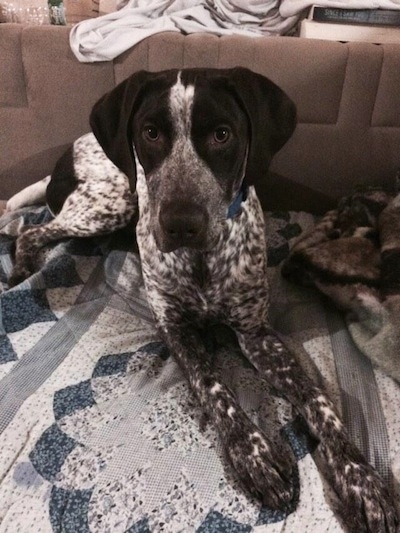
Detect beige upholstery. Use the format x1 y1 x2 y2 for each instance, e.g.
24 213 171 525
1 24 400 212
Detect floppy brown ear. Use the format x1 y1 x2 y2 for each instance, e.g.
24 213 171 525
230 67 297 186
90 70 150 192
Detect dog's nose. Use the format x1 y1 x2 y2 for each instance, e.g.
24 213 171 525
159 202 207 248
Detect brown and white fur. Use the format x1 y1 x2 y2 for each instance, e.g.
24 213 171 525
7 68 398 532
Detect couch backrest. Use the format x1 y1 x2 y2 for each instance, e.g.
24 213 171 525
1 24 400 210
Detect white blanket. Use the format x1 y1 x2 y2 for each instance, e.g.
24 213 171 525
69 0 299 62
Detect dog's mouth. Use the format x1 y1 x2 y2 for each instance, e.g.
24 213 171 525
154 230 218 253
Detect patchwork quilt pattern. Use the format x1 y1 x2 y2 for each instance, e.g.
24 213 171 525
0 206 399 532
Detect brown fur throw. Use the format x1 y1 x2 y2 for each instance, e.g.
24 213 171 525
282 188 400 382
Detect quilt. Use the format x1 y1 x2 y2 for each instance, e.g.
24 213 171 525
0 205 399 532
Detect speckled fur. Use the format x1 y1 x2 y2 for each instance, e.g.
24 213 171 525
9 133 136 286
133 75 398 532
136 178 399 531
8 70 398 532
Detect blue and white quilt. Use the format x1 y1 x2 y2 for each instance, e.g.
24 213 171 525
0 205 399 532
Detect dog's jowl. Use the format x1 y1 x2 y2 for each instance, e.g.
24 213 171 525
9 68 399 533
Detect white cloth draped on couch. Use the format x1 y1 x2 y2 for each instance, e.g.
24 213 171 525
69 0 400 63
69 0 300 62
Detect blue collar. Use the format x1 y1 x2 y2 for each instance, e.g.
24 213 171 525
227 182 248 219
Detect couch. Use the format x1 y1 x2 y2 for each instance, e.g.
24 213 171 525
2 25 400 210
0 24 399 532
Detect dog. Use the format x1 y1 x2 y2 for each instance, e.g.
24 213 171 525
7 68 398 532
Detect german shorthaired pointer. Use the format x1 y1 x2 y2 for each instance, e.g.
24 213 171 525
7 68 398 532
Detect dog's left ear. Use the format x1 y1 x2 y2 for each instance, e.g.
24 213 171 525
90 71 150 192
229 67 297 186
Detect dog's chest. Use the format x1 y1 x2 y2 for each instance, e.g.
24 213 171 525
136 187 269 326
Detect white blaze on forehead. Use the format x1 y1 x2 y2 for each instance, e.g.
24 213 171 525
169 71 195 137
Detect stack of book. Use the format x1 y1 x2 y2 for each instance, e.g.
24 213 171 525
300 6 400 43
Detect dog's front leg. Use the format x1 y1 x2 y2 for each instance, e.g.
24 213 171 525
237 325 398 533
163 324 295 510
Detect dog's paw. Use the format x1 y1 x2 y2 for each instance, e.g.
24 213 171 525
330 449 399 533
224 425 295 510
5 197 20 213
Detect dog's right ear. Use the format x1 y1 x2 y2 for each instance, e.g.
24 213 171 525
90 71 150 192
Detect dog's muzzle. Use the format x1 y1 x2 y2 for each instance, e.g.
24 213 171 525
158 200 209 252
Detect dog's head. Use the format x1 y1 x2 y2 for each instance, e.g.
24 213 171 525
90 67 296 252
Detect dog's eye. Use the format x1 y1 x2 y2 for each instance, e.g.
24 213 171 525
213 127 230 143
143 125 160 142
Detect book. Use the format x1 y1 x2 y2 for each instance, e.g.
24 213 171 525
300 8 400 44
311 7 400 27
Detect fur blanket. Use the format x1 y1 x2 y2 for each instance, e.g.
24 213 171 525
282 188 400 383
